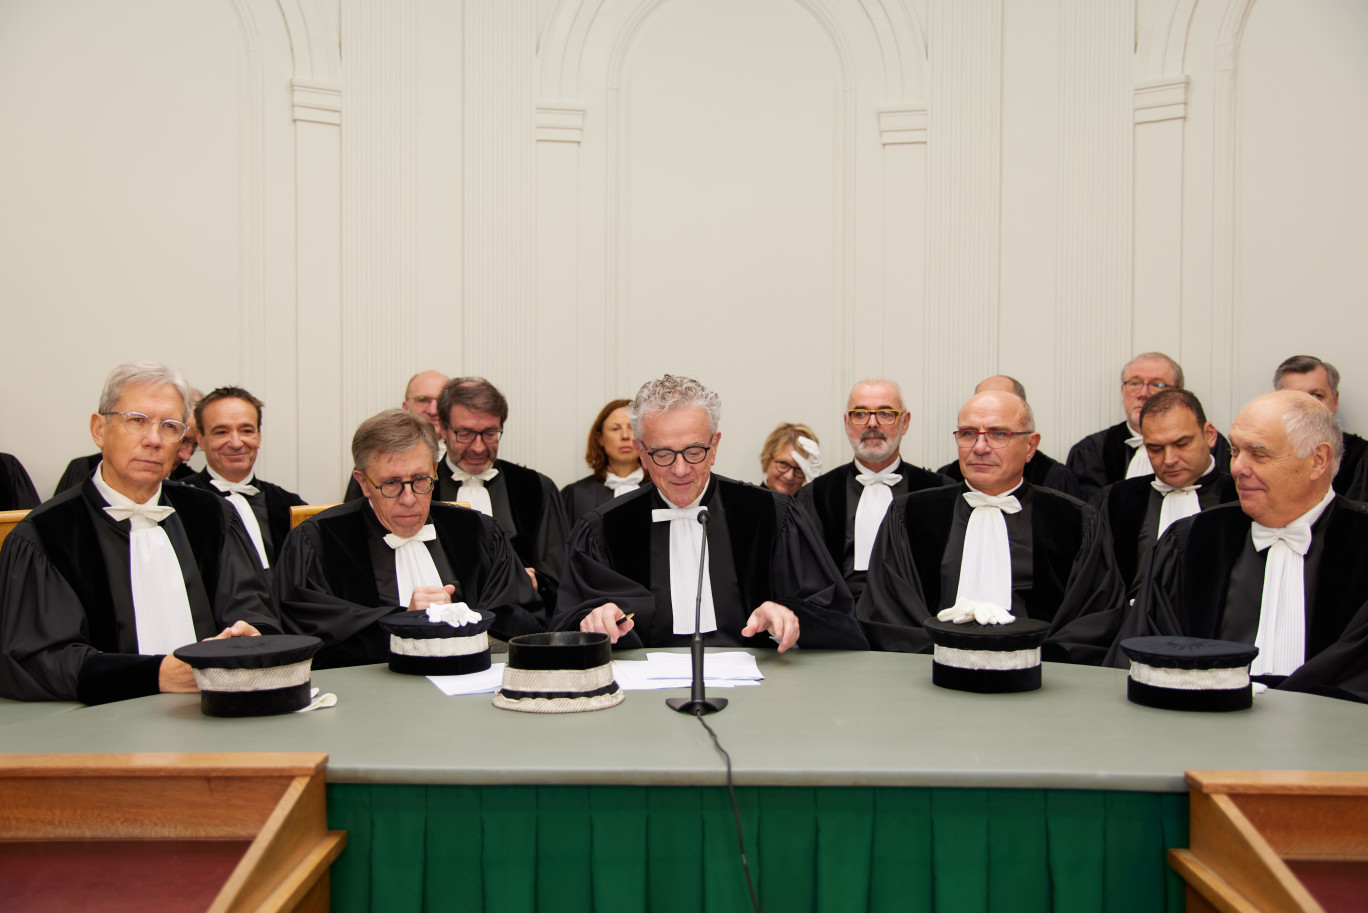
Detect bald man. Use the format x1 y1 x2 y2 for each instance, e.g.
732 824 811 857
1117 391 1368 702
858 391 1123 658
936 375 1081 497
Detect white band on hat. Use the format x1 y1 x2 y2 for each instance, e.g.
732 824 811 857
500 664 615 694
190 659 312 693
389 632 489 657
1128 661 1249 691
933 645 1040 671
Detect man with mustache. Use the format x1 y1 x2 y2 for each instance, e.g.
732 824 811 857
1116 391 1368 701
857 390 1124 658
797 378 949 600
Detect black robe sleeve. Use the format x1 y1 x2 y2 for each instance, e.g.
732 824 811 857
549 510 652 648
530 473 570 614
0 453 40 511
855 498 938 653
1065 430 1112 501
767 494 867 650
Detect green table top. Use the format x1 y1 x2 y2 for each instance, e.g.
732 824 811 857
1 650 1364 792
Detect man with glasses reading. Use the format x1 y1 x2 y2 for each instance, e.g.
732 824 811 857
1065 352 1230 500
433 376 570 615
858 390 1123 659
274 409 542 668
0 362 278 703
552 374 867 651
797 378 949 600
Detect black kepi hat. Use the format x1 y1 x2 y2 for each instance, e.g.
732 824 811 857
379 608 495 676
173 635 324 717
1119 636 1259 712
924 617 1050 693
493 631 624 713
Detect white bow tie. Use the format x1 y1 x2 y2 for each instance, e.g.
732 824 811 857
855 467 900 487
962 490 1022 513
1151 479 1199 496
653 506 705 523
452 466 498 484
210 478 260 497
104 503 176 527
383 525 438 549
1250 523 1312 557
605 469 644 493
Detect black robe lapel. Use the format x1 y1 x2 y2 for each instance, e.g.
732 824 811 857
1025 487 1083 622
809 463 852 567
1177 507 1248 638
28 488 119 653
902 486 961 613
493 461 544 565
314 503 383 607
1102 422 1131 483
1306 499 1368 656
1103 479 1153 587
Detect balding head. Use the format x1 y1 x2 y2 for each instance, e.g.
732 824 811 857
402 370 448 432
1229 391 1340 527
975 375 1027 400
954 391 1039 495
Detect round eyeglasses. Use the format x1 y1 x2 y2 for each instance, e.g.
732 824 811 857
100 411 189 443
364 474 438 498
645 445 711 467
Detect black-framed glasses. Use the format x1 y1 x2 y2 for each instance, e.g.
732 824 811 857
952 430 1033 449
100 411 189 443
1122 380 1171 393
645 445 711 467
847 408 904 426
364 474 437 498
451 428 503 444
771 458 803 478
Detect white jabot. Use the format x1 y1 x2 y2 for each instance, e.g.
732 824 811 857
1150 458 1214 539
1124 426 1152 479
951 482 1023 616
92 466 197 656
853 459 901 572
382 522 444 608
446 455 497 516
1249 490 1334 677
604 467 644 497
651 500 716 635
207 467 269 568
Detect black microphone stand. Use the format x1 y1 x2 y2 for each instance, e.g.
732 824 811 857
667 510 728 715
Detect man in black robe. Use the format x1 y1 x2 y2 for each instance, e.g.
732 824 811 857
858 390 1124 660
936 375 1081 497
0 453 40 511
796 378 948 600
1065 353 1230 500
180 386 305 570
551 374 867 652
1094 389 1237 596
342 369 448 501
432 377 569 615
276 409 542 669
1117 391 1368 702
1273 355 1366 500
0 363 277 703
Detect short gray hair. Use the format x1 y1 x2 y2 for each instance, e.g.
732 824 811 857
1274 355 1340 395
1122 352 1184 389
98 362 193 423
1281 393 1343 475
628 374 721 437
352 409 439 472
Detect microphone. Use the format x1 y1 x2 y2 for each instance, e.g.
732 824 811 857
667 509 728 715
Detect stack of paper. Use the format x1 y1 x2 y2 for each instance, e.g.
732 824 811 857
611 651 763 691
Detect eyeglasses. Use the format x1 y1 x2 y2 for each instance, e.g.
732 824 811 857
406 395 437 406
645 445 712 467
364 474 437 498
450 428 503 445
771 459 804 478
100 411 189 443
1122 380 1172 393
952 430 1033 449
847 409 904 426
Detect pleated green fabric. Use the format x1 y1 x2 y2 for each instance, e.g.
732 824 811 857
325 785 1188 913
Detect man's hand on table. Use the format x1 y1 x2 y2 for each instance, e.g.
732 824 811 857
742 601 799 652
580 603 633 643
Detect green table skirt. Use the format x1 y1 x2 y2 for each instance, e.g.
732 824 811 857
326 785 1189 913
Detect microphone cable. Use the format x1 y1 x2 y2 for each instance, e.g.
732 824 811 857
692 708 761 913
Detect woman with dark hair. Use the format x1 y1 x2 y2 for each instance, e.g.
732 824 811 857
561 399 645 524
759 423 820 496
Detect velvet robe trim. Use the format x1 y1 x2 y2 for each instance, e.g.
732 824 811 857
809 461 947 568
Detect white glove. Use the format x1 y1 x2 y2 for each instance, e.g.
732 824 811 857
789 436 822 483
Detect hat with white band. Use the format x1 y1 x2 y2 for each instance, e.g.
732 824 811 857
1119 636 1259 712
924 617 1050 693
173 635 324 717
493 631 624 714
379 604 495 676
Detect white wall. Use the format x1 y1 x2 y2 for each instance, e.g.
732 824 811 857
1 0 1364 503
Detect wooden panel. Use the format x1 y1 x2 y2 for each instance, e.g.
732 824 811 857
1187 771 1368 797
1233 795 1368 859
0 509 28 548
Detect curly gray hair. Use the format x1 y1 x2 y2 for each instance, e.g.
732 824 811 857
628 374 721 437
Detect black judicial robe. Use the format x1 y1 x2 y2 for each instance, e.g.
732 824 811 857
937 449 1082 499
856 482 1125 659
1065 421 1232 500
55 452 195 497
180 471 306 567
551 475 868 651
0 453 40 511
1112 498 1368 702
0 480 279 703
435 458 569 615
795 460 952 600
1337 431 1367 500
274 499 544 669
1095 467 1238 595
561 474 652 526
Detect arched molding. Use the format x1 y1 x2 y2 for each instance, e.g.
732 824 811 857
276 0 341 86
1135 0 1197 83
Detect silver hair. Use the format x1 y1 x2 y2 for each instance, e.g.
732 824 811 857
1121 352 1184 389
1282 394 1343 475
1020 398 1036 433
1274 355 1340 395
98 362 193 423
351 409 440 472
850 377 906 407
628 374 721 436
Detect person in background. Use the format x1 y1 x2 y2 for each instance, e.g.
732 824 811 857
759 423 820 496
0 453 40 511
1273 355 1366 500
344 369 449 500
561 398 646 525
